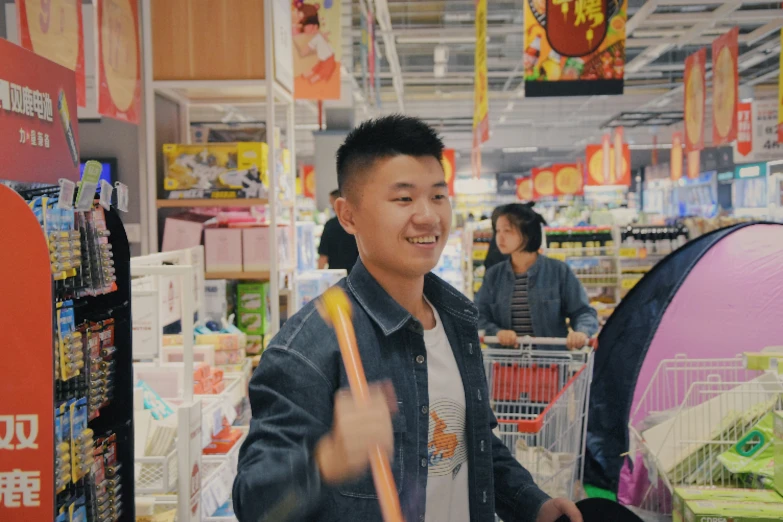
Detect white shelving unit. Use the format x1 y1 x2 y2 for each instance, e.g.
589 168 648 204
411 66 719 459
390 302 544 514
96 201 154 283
139 0 298 337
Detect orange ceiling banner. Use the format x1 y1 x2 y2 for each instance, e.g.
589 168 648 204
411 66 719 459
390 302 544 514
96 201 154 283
613 127 624 185
684 48 706 152
516 176 533 202
671 131 683 181
585 143 631 186
523 0 627 97
16 0 86 108
471 141 482 179
473 0 489 145
302 165 315 199
441 149 456 196
712 27 739 146
686 149 701 180
554 164 584 196
532 167 555 199
97 0 141 123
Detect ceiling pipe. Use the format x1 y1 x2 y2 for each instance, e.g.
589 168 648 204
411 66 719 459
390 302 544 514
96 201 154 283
674 0 743 48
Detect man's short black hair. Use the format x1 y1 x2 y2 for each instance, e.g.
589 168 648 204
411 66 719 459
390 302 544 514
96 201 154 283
336 115 445 198
329 189 340 198
498 203 548 253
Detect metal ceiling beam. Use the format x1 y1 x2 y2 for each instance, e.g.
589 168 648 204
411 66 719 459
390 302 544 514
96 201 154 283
373 0 405 112
674 0 743 48
626 0 658 36
746 19 783 46
645 10 783 25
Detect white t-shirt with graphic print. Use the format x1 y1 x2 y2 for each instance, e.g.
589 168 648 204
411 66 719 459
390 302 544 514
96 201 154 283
424 302 470 522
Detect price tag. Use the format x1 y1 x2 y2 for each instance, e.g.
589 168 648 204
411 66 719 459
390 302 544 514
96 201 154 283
114 182 129 212
619 247 638 258
222 400 238 426
57 179 75 210
547 252 567 262
621 277 641 290
99 180 113 210
76 160 102 210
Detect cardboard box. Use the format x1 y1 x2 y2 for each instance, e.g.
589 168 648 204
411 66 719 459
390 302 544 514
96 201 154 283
204 228 243 273
196 333 242 352
683 500 783 522
245 334 264 356
203 427 243 455
161 213 210 252
214 349 246 365
774 411 783 495
161 142 268 199
241 226 293 272
673 488 783 522
204 280 234 324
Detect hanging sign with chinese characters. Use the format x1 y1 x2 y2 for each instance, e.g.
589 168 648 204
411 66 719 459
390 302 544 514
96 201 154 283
16 0 86 108
585 142 630 186
524 0 627 97
0 184 55 519
0 38 80 184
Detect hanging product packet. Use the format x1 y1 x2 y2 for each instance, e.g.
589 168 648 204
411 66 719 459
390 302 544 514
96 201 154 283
718 412 776 479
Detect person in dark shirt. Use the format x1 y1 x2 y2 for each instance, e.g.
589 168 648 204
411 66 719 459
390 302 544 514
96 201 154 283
484 204 510 270
318 189 360 272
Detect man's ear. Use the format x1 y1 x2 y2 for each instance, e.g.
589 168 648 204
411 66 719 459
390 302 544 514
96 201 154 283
334 197 357 235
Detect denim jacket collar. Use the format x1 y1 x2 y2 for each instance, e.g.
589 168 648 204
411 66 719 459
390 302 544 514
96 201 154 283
346 259 479 337
500 254 542 281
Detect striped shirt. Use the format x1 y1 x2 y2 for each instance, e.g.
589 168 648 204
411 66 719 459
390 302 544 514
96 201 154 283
511 274 534 338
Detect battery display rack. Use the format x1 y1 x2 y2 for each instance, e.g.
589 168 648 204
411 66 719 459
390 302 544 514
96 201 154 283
0 182 134 522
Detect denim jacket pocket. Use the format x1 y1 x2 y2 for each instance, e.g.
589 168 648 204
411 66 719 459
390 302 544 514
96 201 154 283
338 403 407 499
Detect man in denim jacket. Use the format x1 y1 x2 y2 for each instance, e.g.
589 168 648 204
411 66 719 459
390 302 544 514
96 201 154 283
233 116 582 522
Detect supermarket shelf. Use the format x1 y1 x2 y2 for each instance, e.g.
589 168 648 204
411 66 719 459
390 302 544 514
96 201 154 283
205 271 270 280
157 199 295 209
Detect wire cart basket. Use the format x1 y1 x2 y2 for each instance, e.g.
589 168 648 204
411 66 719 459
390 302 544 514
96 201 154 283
482 336 595 500
627 355 783 515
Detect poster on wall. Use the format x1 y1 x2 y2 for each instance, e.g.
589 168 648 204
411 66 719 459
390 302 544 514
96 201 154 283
273 0 294 92
733 98 781 163
711 27 739 146
473 0 489 145
441 149 456 197
97 0 141 124
684 48 706 152
523 0 627 97
16 0 86 108
0 38 80 184
516 176 533 201
670 131 683 181
292 0 341 100
585 142 630 186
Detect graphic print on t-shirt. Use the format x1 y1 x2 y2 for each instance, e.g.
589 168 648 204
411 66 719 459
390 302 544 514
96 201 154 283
427 398 468 477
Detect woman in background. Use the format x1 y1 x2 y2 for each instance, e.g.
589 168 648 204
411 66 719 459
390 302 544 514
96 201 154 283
475 203 598 350
483 205 510 271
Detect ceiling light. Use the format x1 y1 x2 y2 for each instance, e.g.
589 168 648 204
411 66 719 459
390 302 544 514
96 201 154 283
503 147 538 153
434 63 447 78
434 45 449 64
628 143 673 150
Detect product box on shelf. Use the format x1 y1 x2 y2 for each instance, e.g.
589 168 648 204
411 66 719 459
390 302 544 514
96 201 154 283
237 283 271 355
297 221 317 271
241 225 293 272
683 499 783 522
775 411 783 495
673 488 783 522
204 228 243 272
161 212 211 252
162 142 269 199
204 279 235 324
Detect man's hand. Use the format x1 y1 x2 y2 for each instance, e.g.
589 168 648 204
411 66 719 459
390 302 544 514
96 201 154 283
566 331 588 351
315 383 396 485
536 498 583 522
497 330 519 347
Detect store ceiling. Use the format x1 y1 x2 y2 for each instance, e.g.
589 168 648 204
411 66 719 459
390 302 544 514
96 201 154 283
191 0 781 176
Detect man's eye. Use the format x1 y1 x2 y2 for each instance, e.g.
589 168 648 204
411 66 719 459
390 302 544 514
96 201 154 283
395 197 413 202
433 194 447 200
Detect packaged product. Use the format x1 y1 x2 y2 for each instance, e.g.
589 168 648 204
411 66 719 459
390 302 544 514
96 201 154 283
672 488 783 522
774 411 783 495
683 499 783 522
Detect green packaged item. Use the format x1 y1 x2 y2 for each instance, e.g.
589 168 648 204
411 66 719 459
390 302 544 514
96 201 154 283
236 283 270 335
719 413 776 479
774 411 783 495
673 488 783 522
684 499 783 522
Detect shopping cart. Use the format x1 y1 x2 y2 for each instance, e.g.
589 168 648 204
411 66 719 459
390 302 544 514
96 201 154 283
481 336 595 500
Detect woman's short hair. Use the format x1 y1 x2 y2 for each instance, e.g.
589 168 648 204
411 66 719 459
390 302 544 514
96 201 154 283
497 203 548 253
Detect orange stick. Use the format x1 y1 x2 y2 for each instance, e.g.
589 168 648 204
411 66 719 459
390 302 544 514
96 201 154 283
319 288 405 522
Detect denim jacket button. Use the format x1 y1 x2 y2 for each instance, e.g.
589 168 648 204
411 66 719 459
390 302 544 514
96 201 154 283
421 405 428 414
420 458 427 468
415 355 425 364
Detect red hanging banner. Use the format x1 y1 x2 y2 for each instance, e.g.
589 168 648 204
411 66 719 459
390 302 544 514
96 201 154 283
686 149 701 179
0 38 80 184
670 131 683 181
302 165 316 199
553 164 585 196
711 27 739 146
97 0 141 124
586 142 630 186
16 0 86 108
736 101 753 158
441 149 456 196
613 127 624 185
516 176 533 201
684 48 707 152
532 166 556 199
